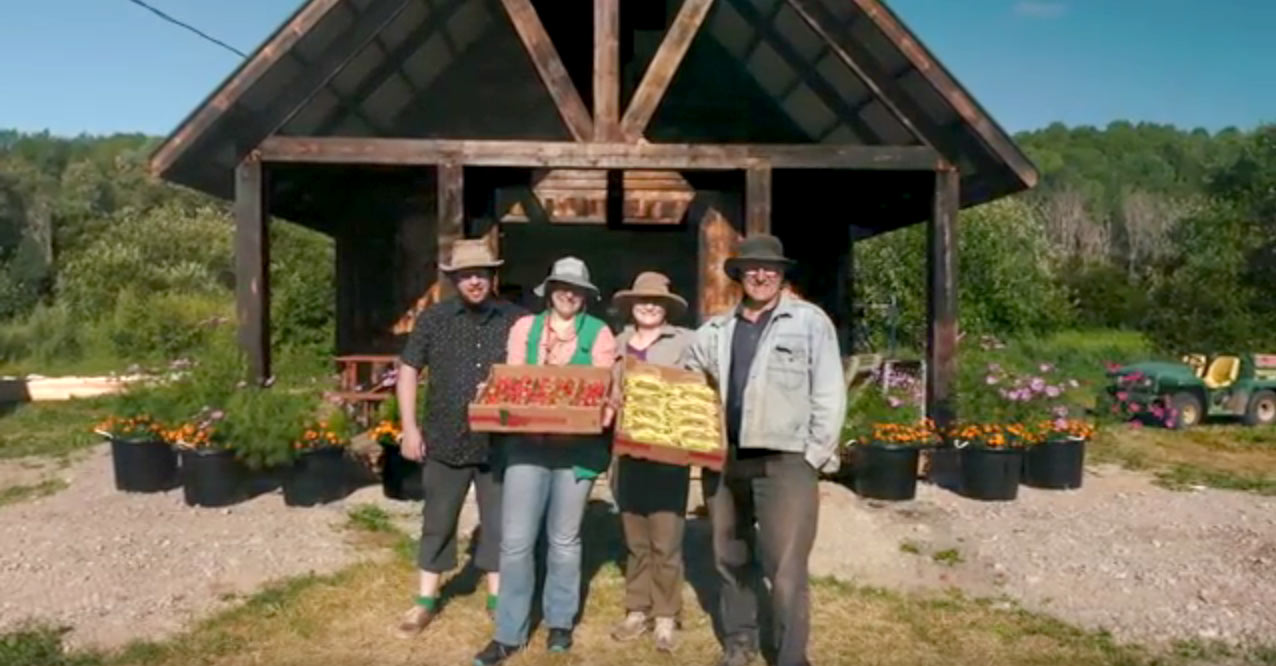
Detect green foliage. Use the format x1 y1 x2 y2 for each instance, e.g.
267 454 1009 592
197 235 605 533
0 397 113 459
855 198 1075 351
0 624 103 666
219 386 320 469
270 221 335 354
107 290 231 362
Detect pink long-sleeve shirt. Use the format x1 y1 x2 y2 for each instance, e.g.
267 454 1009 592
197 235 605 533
506 314 617 368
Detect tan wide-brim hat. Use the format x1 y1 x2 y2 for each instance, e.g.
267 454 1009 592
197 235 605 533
440 239 504 272
611 271 687 317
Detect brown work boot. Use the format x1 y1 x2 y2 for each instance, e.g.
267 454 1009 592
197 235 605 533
609 611 650 642
395 604 436 638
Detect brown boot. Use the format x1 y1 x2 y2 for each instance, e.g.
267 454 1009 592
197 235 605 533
396 605 436 638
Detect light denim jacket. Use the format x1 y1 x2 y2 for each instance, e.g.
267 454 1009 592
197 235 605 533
682 294 846 472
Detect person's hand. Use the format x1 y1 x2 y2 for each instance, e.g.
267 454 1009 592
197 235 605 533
602 405 616 428
401 426 426 462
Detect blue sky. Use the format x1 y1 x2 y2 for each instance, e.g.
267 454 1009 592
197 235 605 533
1 1 1272 137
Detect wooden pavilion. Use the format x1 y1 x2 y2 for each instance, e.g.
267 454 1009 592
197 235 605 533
149 0 1037 424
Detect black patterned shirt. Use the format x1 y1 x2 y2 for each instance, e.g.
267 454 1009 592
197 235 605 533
399 298 526 466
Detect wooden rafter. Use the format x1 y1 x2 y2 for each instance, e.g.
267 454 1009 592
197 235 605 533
619 0 716 141
500 0 594 142
593 0 620 141
259 136 943 170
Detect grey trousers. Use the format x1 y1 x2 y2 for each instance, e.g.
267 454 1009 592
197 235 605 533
418 458 502 573
705 452 819 666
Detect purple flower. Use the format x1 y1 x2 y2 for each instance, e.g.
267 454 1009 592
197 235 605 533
1053 417 1068 430
1030 377 1047 393
1045 385 1061 398
1052 405 1069 418
1129 402 1142 413
1116 391 1129 402
985 374 1000 385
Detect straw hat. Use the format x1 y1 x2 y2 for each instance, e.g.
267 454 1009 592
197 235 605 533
723 233 795 281
440 239 504 272
533 256 599 298
611 271 687 317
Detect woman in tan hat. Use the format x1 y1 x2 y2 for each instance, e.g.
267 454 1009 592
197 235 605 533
606 271 695 652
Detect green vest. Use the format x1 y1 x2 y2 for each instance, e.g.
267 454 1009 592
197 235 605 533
524 311 610 480
526 312 604 366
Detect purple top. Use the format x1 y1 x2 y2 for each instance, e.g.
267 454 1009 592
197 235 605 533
627 343 649 362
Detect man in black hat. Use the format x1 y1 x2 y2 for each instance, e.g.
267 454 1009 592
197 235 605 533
683 233 846 666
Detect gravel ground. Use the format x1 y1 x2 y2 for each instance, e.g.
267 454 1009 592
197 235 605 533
2 447 1273 651
0 445 425 650
803 464 1276 648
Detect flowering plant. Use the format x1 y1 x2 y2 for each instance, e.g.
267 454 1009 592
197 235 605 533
293 420 350 452
94 414 165 440
864 420 940 447
1035 418 1096 441
165 407 228 450
947 422 1040 449
371 420 401 447
1100 365 1179 429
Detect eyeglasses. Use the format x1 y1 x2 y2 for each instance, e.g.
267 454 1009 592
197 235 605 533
742 266 782 278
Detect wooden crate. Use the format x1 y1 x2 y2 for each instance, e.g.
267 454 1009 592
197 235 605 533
467 364 612 435
613 358 727 471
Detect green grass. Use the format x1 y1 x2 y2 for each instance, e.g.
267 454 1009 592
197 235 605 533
0 478 68 506
932 548 964 566
0 397 112 459
345 504 394 533
0 624 105 666
1091 424 1276 496
899 540 922 555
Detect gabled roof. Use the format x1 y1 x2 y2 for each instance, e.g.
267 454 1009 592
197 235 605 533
151 0 1036 213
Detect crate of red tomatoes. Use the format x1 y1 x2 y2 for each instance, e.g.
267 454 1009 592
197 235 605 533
467 364 613 435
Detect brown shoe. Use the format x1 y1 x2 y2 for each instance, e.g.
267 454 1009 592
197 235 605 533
396 605 436 638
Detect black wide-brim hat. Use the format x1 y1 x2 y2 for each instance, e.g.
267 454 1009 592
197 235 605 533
723 233 796 281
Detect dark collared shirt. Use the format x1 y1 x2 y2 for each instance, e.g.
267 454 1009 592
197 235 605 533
726 307 774 449
399 298 526 466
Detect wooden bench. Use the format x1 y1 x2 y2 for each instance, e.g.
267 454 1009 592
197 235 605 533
329 354 400 424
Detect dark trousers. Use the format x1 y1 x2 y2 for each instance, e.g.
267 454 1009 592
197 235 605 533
418 458 502 573
705 452 819 666
615 456 691 618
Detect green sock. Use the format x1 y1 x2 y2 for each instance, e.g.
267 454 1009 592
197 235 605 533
486 594 499 611
415 595 438 611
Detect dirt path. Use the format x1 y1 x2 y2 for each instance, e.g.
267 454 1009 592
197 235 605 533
2 448 1273 652
0 445 421 650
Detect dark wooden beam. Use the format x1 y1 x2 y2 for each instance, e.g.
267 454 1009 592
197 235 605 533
151 0 343 176
234 156 271 385
594 0 620 142
500 0 595 141
311 0 473 136
851 0 1038 189
259 136 943 170
926 167 958 427
745 163 771 234
836 224 854 353
619 0 715 140
783 0 930 147
436 163 464 300
727 0 881 144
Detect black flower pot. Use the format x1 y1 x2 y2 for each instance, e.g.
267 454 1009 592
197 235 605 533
283 446 348 507
960 445 1023 501
109 437 178 493
1023 437 1086 490
852 442 921 501
381 444 424 501
180 448 248 507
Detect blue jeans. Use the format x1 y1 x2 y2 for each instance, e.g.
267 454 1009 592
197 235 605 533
493 455 595 646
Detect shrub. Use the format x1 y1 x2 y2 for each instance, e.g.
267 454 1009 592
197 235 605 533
219 386 320 469
106 289 231 362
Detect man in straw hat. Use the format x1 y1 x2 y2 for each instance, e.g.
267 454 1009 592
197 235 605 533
395 239 526 637
683 233 846 666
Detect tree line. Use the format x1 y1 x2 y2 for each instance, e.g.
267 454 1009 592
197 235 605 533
1 121 1274 370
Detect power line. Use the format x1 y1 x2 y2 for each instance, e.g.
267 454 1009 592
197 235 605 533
124 0 248 59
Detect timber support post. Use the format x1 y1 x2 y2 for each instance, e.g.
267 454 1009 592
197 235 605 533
234 154 271 385
436 162 464 299
745 163 772 235
926 166 959 428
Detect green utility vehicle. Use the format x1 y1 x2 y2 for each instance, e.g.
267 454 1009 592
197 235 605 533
1105 353 1276 428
